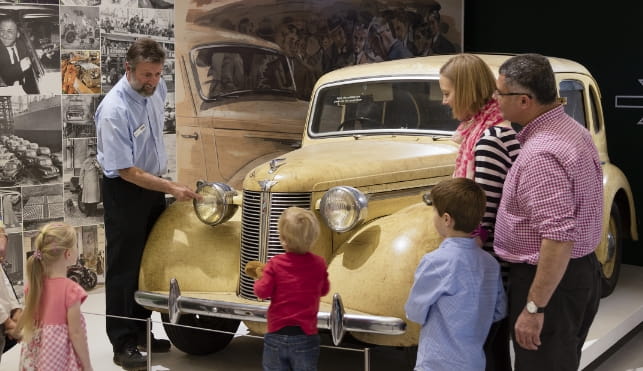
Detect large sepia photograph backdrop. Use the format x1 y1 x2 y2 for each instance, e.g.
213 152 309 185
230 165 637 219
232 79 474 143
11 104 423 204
0 0 462 296
173 0 463 188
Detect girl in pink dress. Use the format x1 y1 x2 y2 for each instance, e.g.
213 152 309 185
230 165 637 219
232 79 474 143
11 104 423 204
16 222 93 371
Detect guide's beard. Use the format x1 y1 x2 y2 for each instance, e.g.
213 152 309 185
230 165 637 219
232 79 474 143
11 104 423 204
129 76 156 97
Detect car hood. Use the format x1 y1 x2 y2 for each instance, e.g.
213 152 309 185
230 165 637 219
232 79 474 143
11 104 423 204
197 98 307 121
194 99 307 133
243 138 458 192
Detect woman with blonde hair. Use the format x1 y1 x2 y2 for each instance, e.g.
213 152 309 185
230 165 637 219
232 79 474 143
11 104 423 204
440 53 520 371
16 222 93 371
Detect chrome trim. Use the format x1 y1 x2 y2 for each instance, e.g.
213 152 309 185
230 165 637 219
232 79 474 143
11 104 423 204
422 192 432 206
239 191 312 299
136 286 406 345
258 180 278 191
168 278 180 324
367 184 442 202
258 190 272 264
330 293 346 345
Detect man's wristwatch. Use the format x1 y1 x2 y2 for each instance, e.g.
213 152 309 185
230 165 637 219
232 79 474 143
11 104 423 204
526 300 545 314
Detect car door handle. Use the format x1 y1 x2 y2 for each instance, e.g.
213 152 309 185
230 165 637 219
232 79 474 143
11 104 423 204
180 132 199 140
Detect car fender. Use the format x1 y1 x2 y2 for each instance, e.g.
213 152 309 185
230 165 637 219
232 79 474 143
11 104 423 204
324 202 442 346
601 163 638 242
139 201 241 293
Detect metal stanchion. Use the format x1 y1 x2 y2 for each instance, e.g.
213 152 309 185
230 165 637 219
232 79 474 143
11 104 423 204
364 347 370 371
146 318 152 370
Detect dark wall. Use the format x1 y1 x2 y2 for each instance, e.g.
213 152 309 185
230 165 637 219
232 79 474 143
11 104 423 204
464 1 643 262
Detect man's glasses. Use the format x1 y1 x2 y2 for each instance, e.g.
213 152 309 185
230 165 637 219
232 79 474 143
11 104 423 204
494 90 532 99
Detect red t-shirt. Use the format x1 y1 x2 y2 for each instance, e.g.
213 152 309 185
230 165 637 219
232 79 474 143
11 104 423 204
254 252 330 335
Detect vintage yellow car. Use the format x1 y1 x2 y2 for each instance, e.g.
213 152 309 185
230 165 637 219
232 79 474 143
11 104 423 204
135 54 638 355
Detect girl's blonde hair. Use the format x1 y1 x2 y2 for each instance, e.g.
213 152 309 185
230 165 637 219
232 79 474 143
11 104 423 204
278 207 320 254
440 53 497 120
16 222 77 341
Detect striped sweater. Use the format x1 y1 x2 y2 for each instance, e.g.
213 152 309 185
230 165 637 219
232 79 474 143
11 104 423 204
474 126 521 252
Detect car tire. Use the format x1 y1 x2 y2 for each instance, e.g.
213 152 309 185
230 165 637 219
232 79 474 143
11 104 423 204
598 203 623 297
65 31 76 44
161 313 239 355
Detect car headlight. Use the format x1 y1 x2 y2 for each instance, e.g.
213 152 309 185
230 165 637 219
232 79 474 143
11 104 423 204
193 181 238 226
320 186 367 232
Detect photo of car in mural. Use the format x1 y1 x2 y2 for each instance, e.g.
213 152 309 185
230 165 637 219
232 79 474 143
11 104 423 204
33 155 60 180
135 54 638 355
172 23 309 189
63 95 100 138
0 153 23 184
1 96 63 185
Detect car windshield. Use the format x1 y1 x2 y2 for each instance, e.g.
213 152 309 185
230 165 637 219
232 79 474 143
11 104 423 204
190 45 296 100
39 158 52 166
309 79 458 136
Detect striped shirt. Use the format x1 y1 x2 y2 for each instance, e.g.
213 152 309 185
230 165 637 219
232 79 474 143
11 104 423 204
474 126 521 252
494 105 603 264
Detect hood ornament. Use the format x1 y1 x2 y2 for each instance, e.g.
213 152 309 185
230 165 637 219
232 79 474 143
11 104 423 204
269 158 286 174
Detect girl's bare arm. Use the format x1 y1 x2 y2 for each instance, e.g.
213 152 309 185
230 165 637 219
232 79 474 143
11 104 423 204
67 302 93 371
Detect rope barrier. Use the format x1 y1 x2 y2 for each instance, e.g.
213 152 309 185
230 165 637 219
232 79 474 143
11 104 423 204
81 311 374 370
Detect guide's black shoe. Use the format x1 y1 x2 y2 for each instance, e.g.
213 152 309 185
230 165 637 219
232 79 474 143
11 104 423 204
137 334 171 353
113 346 147 370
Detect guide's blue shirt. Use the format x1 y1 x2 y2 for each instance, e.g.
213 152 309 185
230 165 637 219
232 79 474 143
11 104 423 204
95 75 167 178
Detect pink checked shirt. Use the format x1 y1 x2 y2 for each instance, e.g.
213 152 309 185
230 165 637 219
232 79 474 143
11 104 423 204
494 105 603 265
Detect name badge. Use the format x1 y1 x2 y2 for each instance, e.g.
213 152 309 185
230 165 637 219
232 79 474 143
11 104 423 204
133 123 146 137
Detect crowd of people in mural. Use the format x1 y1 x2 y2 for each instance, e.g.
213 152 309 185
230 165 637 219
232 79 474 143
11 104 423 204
211 3 458 99
100 14 173 39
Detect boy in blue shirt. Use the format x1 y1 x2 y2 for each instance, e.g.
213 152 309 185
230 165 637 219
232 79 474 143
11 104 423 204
405 178 507 370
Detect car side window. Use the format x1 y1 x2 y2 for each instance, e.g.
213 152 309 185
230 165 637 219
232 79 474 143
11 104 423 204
559 79 587 129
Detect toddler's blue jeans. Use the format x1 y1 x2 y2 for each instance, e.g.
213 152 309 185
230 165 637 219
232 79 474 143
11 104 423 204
262 332 320 371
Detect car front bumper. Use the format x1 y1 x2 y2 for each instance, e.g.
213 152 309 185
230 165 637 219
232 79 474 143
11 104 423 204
134 278 406 345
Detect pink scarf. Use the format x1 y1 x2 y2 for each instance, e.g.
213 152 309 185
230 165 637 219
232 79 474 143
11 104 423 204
452 99 505 179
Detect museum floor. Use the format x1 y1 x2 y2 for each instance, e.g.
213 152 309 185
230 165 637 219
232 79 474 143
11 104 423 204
2 268 643 371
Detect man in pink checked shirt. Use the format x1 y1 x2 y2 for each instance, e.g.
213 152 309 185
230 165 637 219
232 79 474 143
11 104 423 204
493 54 603 371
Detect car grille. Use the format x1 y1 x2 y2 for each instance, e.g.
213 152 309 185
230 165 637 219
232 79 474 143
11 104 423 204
239 190 312 300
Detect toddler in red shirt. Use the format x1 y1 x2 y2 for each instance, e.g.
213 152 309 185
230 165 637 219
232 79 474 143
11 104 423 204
252 207 330 371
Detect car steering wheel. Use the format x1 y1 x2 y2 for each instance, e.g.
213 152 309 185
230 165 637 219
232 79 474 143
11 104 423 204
337 117 382 131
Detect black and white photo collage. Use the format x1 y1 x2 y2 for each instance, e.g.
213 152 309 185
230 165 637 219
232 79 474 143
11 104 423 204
0 0 175 296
